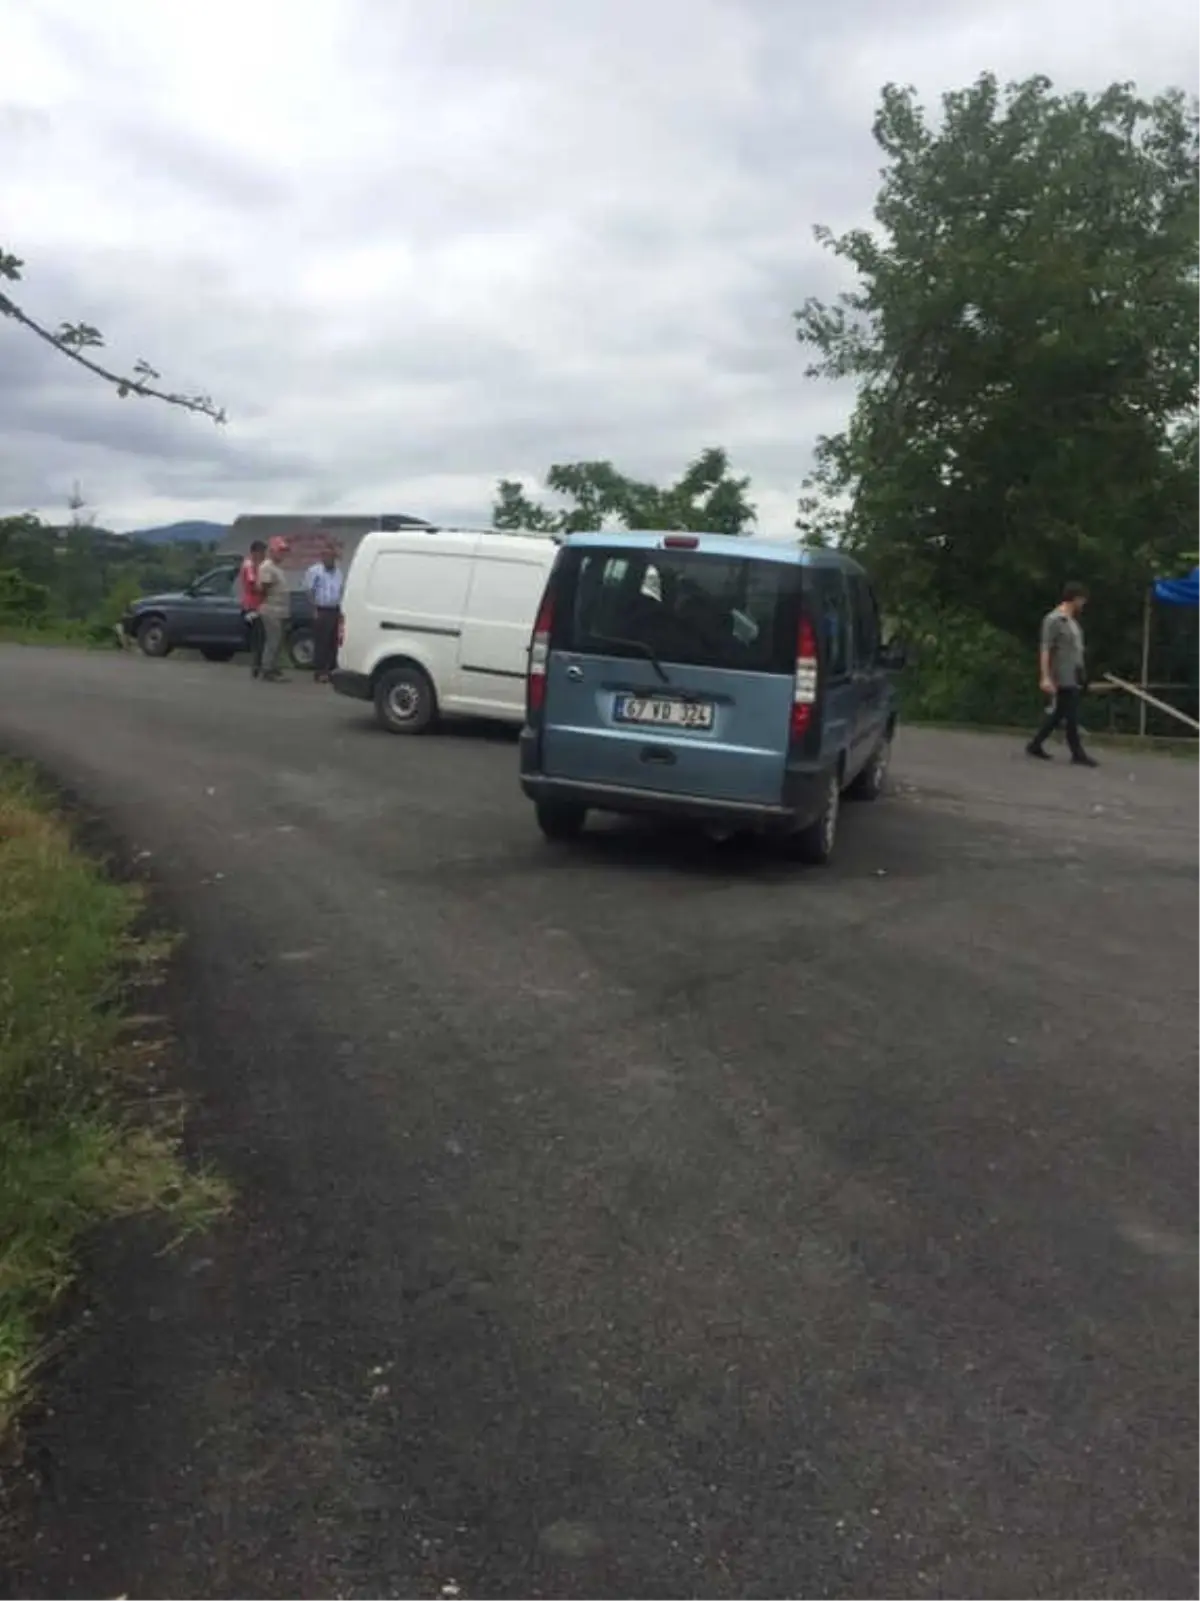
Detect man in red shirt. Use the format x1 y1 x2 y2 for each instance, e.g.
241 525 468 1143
238 540 267 677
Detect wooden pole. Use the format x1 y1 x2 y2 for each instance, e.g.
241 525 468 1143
1102 673 1200 733
1138 587 1152 737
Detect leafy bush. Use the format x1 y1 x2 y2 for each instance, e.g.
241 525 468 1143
87 574 145 644
0 569 52 627
890 602 1041 727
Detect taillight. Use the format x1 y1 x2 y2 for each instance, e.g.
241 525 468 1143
336 612 345 647
790 613 817 740
527 590 555 715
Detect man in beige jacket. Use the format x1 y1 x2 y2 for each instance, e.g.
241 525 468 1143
257 537 291 682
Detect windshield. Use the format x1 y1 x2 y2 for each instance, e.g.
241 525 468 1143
557 548 800 675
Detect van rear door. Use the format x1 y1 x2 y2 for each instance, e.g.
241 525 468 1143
540 544 800 807
457 545 555 718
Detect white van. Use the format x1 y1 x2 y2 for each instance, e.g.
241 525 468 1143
331 527 559 733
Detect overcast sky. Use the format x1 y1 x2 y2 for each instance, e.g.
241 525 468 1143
1 0 1196 533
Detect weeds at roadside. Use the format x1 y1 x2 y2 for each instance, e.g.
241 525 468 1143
906 719 1198 758
0 759 229 1441
0 623 119 649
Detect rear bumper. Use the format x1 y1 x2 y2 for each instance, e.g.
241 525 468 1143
519 732 830 834
331 668 372 702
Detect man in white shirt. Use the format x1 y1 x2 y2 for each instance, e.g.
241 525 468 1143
305 544 344 682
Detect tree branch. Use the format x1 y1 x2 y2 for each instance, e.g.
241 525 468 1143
0 250 225 423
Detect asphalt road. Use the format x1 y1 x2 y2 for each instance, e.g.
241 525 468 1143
1 646 1196 1600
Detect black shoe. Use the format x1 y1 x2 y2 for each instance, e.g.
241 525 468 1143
1026 743 1052 760
1071 754 1099 768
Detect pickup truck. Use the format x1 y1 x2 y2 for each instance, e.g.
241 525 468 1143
121 563 317 668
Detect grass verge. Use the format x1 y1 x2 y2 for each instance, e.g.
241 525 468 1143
0 759 229 1441
0 623 97 647
0 627 124 651
906 719 1198 758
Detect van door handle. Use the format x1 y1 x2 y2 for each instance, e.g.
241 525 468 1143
566 665 583 681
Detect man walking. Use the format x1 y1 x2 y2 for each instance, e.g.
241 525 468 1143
1026 581 1098 766
305 543 344 683
257 537 291 682
238 539 267 678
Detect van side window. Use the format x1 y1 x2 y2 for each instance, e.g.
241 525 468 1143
815 570 851 679
851 576 880 669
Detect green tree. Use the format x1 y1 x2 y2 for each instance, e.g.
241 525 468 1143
0 514 46 571
0 514 57 590
493 447 757 536
795 74 1199 683
0 512 221 641
492 478 569 533
57 528 108 620
1 249 224 421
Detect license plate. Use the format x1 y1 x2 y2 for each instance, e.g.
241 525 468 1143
613 694 714 730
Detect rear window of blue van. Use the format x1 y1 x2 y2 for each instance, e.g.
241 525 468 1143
555 547 800 675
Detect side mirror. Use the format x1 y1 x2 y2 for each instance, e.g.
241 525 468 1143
879 640 907 671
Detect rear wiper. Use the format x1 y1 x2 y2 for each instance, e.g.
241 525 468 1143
589 632 670 685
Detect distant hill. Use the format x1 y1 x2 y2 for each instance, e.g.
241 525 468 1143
126 520 228 546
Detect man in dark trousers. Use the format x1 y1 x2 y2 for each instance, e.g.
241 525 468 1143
305 543 344 683
1026 581 1098 767
238 539 267 677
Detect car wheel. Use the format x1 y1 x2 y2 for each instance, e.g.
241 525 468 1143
789 768 840 866
288 628 315 670
536 801 587 842
137 618 171 658
847 731 892 801
374 664 437 734
200 646 235 663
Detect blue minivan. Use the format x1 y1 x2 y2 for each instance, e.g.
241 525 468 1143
518 531 902 864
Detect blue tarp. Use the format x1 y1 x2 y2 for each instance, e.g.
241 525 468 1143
1153 568 1199 607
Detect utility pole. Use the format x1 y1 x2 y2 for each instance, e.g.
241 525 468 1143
67 480 95 530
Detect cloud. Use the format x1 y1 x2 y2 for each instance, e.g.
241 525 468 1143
1 0 1196 533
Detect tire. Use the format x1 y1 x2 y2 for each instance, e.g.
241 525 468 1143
789 768 841 866
374 664 437 735
200 646 235 663
846 731 892 801
288 628 315 671
536 801 587 842
136 617 171 658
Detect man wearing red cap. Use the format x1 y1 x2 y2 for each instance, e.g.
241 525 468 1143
257 537 291 681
